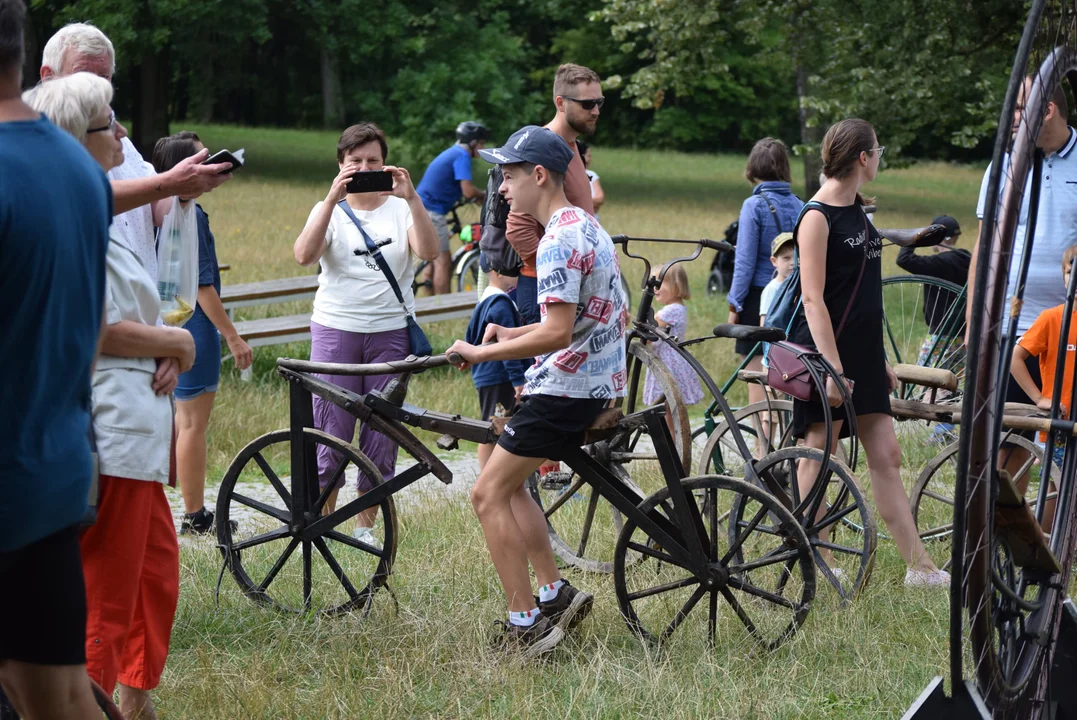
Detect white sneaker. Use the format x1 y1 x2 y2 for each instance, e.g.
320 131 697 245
904 568 950 587
353 526 383 551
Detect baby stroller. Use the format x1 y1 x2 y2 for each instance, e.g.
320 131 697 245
706 219 738 295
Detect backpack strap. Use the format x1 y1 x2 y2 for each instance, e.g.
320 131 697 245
757 190 783 235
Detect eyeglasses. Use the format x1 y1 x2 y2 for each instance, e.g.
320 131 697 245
562 96 605 111
866 145 886 157
87 112 116 135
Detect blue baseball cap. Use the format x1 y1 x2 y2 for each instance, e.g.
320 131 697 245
479 126 574 174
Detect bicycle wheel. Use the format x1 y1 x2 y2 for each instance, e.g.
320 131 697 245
699 398 796 478
455 249 481 293
958 9 1077 711
614 474 815 650
216 428 397 615
910 436 1045 572
527 465 644 574
728 447 876 604
881 275 967 400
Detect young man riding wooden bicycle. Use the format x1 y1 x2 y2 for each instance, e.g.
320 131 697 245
447 126 629 657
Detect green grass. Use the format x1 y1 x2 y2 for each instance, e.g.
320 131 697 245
160 124 989 718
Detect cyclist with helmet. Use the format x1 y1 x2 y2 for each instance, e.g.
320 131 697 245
416 121 489 294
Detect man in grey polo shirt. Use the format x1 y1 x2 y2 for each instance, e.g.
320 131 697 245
966 78 1077 474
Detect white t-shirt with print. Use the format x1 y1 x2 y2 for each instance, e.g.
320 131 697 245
107 137 158 280
524 206 629 399
307 197 416 334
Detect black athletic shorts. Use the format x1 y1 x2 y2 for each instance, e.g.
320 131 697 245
497 394 609 460
735 286 766 356
478 383 517 422
0 524 87 665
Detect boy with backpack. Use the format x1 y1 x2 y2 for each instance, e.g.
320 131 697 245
447 125 628 658
465 255 529 468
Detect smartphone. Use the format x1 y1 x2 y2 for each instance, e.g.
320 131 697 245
202 148 244 174
347 170 394 194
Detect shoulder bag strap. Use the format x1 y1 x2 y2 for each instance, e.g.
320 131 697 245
758 190 783 234
834 210 871 339
336 200 409 313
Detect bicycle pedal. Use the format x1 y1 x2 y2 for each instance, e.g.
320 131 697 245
540 471 574 490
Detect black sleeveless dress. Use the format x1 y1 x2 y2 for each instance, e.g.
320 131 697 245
789 202 890 438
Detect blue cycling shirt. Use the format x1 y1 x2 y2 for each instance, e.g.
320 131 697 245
417 144 473 215
0 116 112 552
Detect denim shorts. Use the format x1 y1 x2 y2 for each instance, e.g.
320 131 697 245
176 310 221 400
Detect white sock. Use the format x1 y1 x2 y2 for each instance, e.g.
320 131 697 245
538 579 565 603
509 608 540 627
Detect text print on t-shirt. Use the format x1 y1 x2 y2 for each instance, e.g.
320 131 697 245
843 227 882 260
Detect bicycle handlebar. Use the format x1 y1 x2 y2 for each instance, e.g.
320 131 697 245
610 235 732 253
277 354 455 376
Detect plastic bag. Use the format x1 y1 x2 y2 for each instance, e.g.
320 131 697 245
156 197 199 326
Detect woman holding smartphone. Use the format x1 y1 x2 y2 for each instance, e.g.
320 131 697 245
293 122 439 548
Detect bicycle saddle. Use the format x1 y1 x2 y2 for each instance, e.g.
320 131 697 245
712 324 786 343
877 224 949 248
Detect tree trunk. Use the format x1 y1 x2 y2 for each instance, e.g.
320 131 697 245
320 48 342 129
131 48 171 158
796 62 823 197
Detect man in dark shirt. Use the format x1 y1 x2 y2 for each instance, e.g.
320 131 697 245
895 215 970 339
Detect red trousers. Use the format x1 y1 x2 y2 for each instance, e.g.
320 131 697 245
80 476 179 693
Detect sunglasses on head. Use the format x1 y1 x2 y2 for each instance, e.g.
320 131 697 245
562 96 605 111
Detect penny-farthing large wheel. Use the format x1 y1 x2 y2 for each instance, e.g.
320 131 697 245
216 428 398 615
956 7 1077 713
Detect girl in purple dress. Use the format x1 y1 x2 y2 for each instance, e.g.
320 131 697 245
643 264 704 415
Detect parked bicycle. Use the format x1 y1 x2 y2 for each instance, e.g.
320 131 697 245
412 197 482 295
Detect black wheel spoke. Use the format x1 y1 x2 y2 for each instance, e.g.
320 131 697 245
811 538 864 556
720 585 760 634
230 526 292 552
708 487 719 558
728 549 803 575
542 475 587 518
253 451 292 507
722 502 770 565
324 530 384 558
726 575 797 610
255 537 300 593
313 455 349 516
709 589 718 648
576 488 602 558
627 575 699 602
811 501 860 531
313 537 360 601
231 493 291 523
626 540 680 566
660 585 707 642
302 541 313 609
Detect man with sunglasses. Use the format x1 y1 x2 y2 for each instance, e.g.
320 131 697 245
506 63 602 326
505 63 603 482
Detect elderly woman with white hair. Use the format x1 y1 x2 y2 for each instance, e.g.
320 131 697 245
25 72 195 720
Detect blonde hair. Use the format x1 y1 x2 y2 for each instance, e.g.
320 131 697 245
657 263 690 301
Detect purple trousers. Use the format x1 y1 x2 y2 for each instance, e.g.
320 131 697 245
310 321 411 492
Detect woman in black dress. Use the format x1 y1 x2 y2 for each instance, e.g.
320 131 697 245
793 118 947 586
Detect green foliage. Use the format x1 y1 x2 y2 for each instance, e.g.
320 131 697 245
24 0 1024 161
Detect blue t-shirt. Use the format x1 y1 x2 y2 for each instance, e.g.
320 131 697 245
417 144 473 215
0 116 112 552
191 203 221 322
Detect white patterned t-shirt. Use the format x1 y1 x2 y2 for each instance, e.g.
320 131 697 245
524 207 629 399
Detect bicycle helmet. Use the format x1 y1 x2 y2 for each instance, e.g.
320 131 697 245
456 121 490 144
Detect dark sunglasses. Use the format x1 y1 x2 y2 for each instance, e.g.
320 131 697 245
87 112 116 135
562 96 605 111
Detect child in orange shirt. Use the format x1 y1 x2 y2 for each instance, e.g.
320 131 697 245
1010 243 1077 470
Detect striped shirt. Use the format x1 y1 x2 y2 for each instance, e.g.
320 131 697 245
976 127 1077 334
